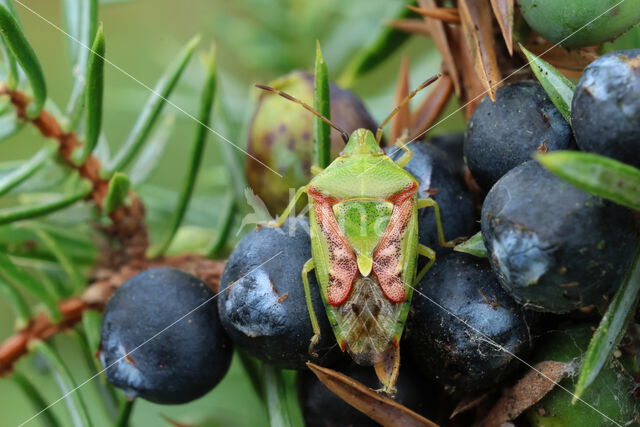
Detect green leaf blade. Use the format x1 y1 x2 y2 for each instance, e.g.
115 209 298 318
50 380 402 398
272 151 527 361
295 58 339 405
263 365 302 427
0 4 47 117
0 182 91 225
0 0 19 22
0 221 97 265
573 246 640 402
108 35 200 173
115 400 136 427
520 44 575 123
236 348 264 401
30 226 85 292
153 45 216 256
0 144 56 196
61 0 82 66
81 309 103 354
536 151 640 210
0 275 31 329
64 0 98 129
79 23 105 163
30 340 94 427
104 172 130 214
70 328 120 419
12 371 62 427
0 0 21 88
453 231 487 257
128 113 175 186
0 112 24 141
0 30 17 88
205 193 236 258
0 252 61 322
313 41 331 170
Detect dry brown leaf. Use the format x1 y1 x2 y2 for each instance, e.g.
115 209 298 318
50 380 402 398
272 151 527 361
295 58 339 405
449 26 486 117
490 0 514 55
418 0 461 96
388 18 432 38
458 0 502 101
450 393 488 419
391 55 411 143
307 362 439 427
521 35 598 71
483 361 572 427
408 5 460 24
409 73 454 138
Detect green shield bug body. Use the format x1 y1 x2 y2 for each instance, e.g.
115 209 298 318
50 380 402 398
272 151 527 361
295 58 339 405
258 75 460 394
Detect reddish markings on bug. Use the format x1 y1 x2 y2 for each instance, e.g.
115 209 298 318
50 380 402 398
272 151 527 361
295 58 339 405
372 183 417 303
308 187 358 306
309 182 417 306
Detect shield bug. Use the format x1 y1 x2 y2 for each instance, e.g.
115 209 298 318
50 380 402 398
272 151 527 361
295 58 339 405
257 74 462 394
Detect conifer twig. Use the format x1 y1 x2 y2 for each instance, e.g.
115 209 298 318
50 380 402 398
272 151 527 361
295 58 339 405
0 84 149 265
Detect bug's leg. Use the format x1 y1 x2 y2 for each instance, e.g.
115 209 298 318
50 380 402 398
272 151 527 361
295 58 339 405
266 186 308 227
416 244 436 283
302 258 322 357
310 165 324 175
392 134 413 168
417 197 467 247
393 144 413 168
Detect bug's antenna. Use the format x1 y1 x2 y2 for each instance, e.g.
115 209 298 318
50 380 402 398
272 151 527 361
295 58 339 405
255 84 350 143
375 73 441 143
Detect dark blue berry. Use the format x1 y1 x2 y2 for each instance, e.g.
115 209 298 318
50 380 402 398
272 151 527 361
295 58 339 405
481 161 638 313
405 252 533 394
465 81 574 191
100 267 232 404
218 218 338 369
572 49 640 168
429 132 466 178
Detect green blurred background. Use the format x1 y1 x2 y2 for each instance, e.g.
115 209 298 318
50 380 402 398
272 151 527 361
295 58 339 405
0 0 465 425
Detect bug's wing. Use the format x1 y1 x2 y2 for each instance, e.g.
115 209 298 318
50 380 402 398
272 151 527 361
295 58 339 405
309 193 358 306
372 193 415 303
331 194 416 365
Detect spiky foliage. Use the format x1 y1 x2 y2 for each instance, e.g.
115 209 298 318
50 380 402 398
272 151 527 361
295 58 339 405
1 0 637 425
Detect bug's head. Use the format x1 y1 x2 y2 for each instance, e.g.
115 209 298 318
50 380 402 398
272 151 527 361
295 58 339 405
342 129 382 155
